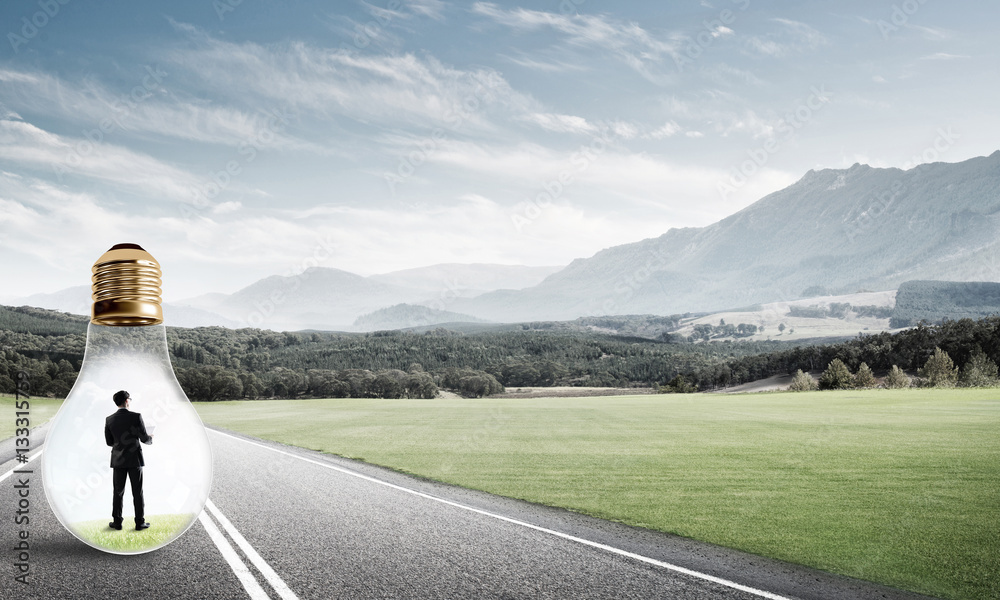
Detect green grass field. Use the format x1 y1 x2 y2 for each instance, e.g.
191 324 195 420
195 389 1000 600
71 514 195 554
0 394 64 439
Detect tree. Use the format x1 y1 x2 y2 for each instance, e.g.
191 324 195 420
372 370 407 398
239 371 263 399
960 350 999 387
500 361 541 386
778 323 786 333
854 362 876 388
405 371 438 398
819 359 854 390
339 369 376 398
178 365 243 401
884 365 910 389
920 347 958 387
829 303 851 319
788 369 817 391
659 375 697 394
456 373 504 398
538 360 569 385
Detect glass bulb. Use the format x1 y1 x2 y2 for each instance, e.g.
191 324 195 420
42 244 212 554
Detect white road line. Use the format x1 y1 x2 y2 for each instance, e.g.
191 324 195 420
205 499 301 600
0 448 44 483
199 511 272 600
210 429 795 600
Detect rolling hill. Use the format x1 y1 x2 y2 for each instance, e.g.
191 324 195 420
352 303 488 331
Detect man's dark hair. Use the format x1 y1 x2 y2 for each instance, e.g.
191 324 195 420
113 390 130 407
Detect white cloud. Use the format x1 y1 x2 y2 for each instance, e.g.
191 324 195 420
646 121 681 139
212 201 243 214
0 68 307 149
0 69 42 84
0 172 220 293
909 24 952 41
920 53 970 60
701 63 765 87
610 120 639 139
745 18 827 57
746 37 784 56
471 3 680 84
715 110 775 139
408 0 446 20
1 165 677 299
773 18 827 47
407 138 793 226
502 53 589 72
522 112 598 134
166 28 536 134
685 131 705 138
283 195 667 275
0 119 206 202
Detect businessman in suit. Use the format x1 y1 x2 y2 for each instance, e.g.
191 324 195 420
105 390 153 531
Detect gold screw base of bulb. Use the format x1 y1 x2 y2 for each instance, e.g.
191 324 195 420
91 243 164 326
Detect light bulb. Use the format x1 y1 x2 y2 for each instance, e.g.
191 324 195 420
42 244 213 554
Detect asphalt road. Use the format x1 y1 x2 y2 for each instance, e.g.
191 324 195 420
0 424 940 600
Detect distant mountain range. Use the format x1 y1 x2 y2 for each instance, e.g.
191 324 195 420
11 264 562 330
450 151 1000 320
13 152 1000 331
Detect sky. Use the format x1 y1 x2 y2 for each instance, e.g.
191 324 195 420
1 0 998 301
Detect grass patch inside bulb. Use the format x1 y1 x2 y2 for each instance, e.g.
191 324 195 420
71 514 196 554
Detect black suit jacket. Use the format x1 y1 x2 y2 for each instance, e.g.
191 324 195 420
105 408 152 468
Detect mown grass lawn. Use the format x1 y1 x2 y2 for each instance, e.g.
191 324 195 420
0 394 63 439
196 389 1000 600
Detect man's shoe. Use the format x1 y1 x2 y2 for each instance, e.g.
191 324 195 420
109 522 122 530
135 522 150 531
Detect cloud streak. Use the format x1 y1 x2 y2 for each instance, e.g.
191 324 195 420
471 3 681 84
0 118 206 202
745 18 827 57
165 26 536 135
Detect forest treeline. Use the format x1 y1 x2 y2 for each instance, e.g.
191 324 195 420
9 303 1000 401
787 303 893 319
0 305 780 400
680 316 1000 390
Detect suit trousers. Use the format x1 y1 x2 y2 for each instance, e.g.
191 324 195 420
111 466 144 525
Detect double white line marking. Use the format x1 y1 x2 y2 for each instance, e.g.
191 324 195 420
200 498 300 600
